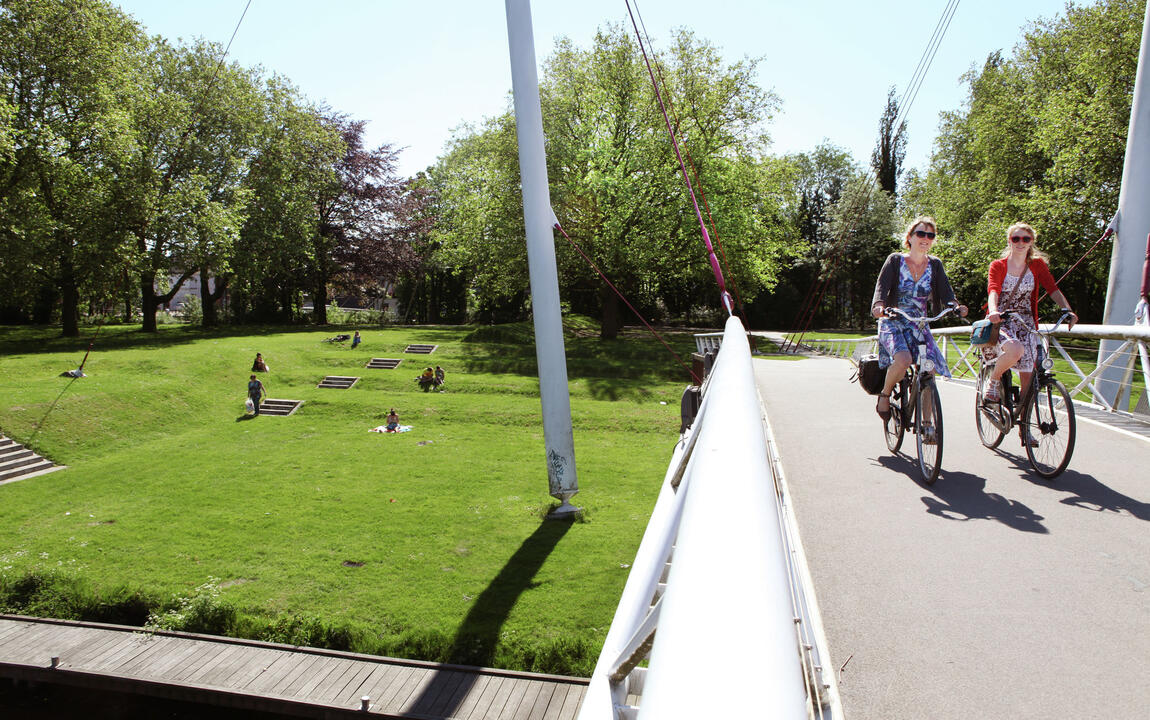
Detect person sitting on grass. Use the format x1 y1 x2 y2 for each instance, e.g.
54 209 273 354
417 367 435 392
247 374 266 416
386 408 399 432
352 330 361 349
434 365 445 387
251 353 269 372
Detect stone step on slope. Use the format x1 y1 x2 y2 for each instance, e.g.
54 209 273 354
257 399 302 416
317 376 359 389
403 344 437 354
0 435 61 484
366 358 401 369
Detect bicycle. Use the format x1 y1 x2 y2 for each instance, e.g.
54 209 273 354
974 309 1076 478
880 304 962 484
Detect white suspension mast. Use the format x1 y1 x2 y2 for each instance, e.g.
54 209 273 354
1098 1 1150 407
504 0 579 516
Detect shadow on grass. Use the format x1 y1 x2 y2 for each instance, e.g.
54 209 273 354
405 517 575 717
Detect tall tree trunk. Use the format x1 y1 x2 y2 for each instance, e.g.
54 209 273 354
60 263 80 338
140 272 158 333
599 282 620 340
313 279 328 325
200 267 218 327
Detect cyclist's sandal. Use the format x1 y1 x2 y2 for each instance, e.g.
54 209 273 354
876 392 892 421
921 425 938 445
1020 430 1039 448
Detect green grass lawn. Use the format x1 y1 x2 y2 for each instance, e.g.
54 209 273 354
0 320 699 675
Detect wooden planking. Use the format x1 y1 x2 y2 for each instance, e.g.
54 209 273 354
0 616 587 719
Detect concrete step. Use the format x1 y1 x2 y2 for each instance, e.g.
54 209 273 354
257 399 303 416
0 454 45 474
403 344 437 354
366 358 401 369
0 447 34 463
317 376 359 389
0 459 56 483
0 436 17 449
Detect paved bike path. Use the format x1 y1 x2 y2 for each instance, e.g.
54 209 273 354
754 354 1150 719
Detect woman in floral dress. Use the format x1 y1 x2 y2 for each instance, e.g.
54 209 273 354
982 222 1077 445
871 216 967 432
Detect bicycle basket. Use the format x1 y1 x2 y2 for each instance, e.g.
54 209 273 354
855 354 885 395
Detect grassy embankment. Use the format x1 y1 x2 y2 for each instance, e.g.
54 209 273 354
0 319 699 675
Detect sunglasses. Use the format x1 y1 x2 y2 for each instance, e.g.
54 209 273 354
1010 235 1033 244
912 230 936 239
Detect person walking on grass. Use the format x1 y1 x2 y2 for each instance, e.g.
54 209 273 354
248 374 266 416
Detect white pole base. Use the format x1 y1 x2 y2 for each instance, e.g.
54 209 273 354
547 498 581 519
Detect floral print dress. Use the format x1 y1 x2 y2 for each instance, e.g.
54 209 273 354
877 257 951 379
986 270 1038 373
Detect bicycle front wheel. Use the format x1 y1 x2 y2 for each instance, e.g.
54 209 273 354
1023 377 1075 479
975 363 1006 448
884 380 904 454
916 379 943 484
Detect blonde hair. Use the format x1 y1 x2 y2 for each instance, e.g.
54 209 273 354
903 216 937 249
1000 222 1048 263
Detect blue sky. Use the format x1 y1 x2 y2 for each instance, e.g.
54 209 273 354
112 0 1071 178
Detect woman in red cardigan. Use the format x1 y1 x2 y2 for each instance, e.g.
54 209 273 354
983 223 1077 444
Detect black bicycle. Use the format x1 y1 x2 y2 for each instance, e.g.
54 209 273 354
881 305 962 484
974 309 1076 478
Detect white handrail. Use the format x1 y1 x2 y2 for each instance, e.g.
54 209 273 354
578 316 837 720
801 324 1150 418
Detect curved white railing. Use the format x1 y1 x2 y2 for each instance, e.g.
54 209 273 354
578 316 840 720
801 324 1150 419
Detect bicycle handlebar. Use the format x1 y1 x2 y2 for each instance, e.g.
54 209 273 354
997 308 1076 331
882 304 961 324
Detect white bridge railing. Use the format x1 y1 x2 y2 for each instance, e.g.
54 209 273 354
801 323 1150 419
577 316 841 720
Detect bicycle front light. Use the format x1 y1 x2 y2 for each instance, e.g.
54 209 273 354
920 359 935 374
1042 356 1054 371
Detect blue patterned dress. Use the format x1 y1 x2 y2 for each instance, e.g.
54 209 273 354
877 258 951 379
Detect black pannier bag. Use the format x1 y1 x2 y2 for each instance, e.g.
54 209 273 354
854 353 884 395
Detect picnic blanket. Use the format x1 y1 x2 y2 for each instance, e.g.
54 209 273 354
369 425 413 433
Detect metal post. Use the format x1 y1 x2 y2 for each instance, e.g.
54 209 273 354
1098 2 1150 407
505 0 579 517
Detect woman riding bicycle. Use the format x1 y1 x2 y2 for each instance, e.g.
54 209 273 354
871 216 968 426
981 222 1077 444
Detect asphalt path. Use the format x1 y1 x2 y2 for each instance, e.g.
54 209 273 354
754 354 1150 719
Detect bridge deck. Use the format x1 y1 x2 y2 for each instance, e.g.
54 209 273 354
0 616 586 718
754 353 1150 719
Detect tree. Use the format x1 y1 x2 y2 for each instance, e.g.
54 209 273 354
310 113 428 325
434 26 792 337
116 38 264 333
871 86 907 195
0 0 145 335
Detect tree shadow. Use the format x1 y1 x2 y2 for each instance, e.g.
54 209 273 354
995 451 1150 521
401 517 575 717
875 454 1048 534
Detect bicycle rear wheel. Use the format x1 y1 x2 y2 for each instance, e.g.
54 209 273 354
883 380 904 454
975 363 1006 448
916 379 943 484
1023 377 1075 478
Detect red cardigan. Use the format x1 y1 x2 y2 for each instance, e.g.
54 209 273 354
987 257 1059 325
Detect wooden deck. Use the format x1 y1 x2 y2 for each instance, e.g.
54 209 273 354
0 616 587 718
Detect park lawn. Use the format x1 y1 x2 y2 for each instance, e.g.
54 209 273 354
0 321 696 674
